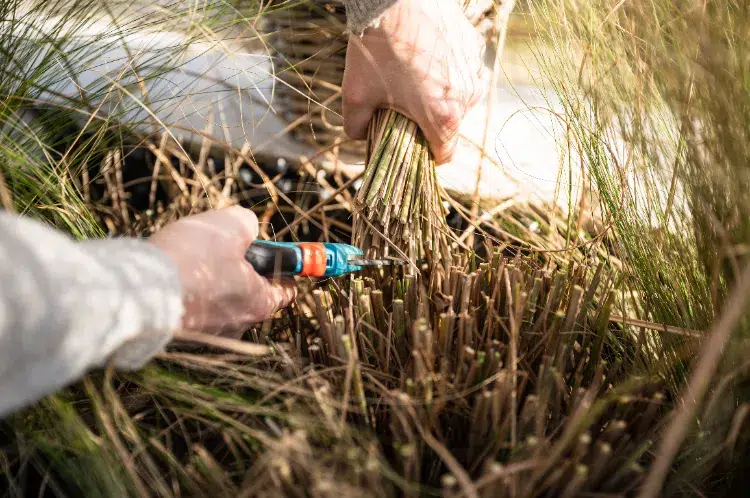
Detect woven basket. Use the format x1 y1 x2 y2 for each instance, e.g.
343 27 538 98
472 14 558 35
261 0 496 163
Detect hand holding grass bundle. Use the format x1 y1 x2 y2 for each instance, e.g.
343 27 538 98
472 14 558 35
344 0 489 274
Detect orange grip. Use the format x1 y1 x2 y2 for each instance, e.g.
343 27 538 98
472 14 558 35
298 242 328 277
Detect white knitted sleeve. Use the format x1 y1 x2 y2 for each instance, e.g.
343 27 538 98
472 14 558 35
0 211 183 417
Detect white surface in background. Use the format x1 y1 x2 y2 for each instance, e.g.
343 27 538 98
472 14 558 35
439 83 582 205
33 14 312 158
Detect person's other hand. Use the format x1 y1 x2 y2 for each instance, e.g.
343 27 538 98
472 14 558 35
342 0 486 165
149 206 296 338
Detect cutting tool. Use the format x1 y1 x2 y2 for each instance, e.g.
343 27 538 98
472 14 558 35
245 240 407 278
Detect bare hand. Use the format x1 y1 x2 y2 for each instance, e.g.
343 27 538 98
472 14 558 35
342 0 486 164
149 206 296 338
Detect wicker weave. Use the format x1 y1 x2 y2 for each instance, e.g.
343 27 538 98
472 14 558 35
261 0 496 162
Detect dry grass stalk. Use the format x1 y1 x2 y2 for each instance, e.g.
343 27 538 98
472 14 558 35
640 262 750 498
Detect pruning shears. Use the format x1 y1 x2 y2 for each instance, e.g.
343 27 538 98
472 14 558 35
245 240 407 278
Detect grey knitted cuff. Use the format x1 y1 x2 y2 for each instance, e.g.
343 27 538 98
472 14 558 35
343 0 398 35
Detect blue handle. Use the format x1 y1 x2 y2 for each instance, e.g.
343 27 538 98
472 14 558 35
245 241 364 278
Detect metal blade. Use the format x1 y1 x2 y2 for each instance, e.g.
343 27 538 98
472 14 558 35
348 258 408 267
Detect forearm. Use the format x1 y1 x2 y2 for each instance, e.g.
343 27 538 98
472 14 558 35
0 211 182 417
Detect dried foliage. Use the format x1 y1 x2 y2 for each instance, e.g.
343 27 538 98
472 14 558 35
0 205 677 497
3 120 749 497
1 1 750 498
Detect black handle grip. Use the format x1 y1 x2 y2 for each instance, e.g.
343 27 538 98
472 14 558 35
245 241 300 277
